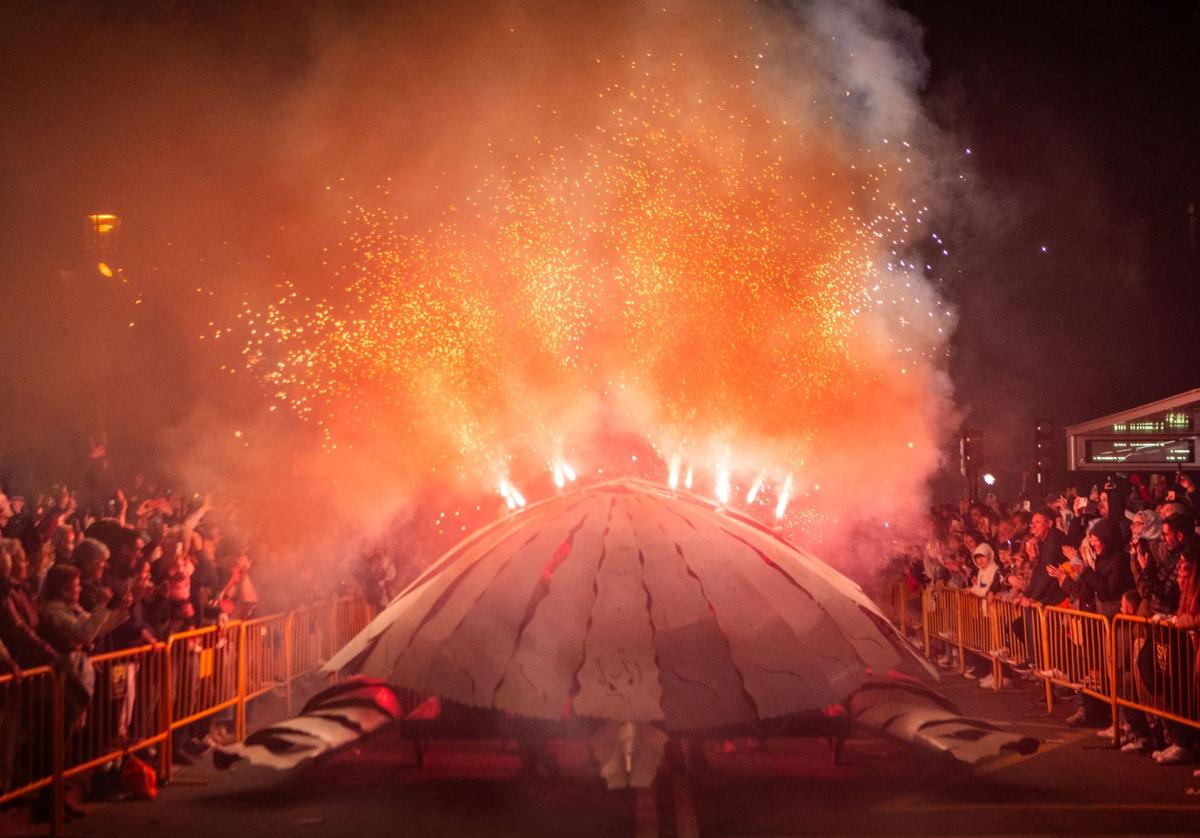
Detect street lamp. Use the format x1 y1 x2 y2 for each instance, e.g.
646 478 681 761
87 213 121 276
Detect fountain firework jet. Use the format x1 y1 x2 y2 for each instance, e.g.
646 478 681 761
235 0 955 538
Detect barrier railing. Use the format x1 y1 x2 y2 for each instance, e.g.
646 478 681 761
290 606 329 681
334 599 373 656
886 583 1200 738
924 587 963 670
0 597 371 832
64 644 169 778
957 593 990 658
1042 607 1111 695
240 612 292 735
1112 614 1199 729
0 665 61 830
987 597 1038 671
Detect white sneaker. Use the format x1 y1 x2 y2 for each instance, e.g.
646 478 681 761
1154 743 1192 765
1121 737 1148 753
978 674 995 689
1065 707 1087 726
937 654 952 667
963 670 978 680
1097 725 1116 738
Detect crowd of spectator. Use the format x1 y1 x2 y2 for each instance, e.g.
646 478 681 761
0 467 383 819
900 468 1200 766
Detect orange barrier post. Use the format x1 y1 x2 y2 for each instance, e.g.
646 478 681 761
0 598 369 814
921 587 931 657
63 644 170 780
0 666 59 822
163 621 242 783
1112 614 1200 734
51 667 63 838
239 612 291 736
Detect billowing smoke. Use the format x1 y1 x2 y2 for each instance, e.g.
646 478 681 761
0 0 960 580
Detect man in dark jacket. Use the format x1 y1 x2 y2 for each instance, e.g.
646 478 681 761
1162 512 1200 575
1020 508 1068 607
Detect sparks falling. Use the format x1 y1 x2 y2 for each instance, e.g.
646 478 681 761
236 6 955 535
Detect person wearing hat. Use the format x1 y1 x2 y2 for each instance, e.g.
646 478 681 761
1049 517 1132 618
966 542 1002 600
1048 517 1133 728
961 543 1006 686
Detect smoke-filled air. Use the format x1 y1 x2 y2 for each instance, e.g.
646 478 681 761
1 0 961 576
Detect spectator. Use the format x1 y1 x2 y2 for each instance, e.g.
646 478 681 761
214 540 258 621
1131 509 1179 618
158 537 196 634
0 539 58 668
966 542 1002 599
1149 473 1169 505
1052 517 1132 618
29 539 55 598
359 549 397 614
1018 507 1068 608
1150 538 1200 765
109 559 165 649
0 544 23 795
1050 518 1132 727
1114 589 1160 753
38 563 126 657
191 522 221 624
70 537 111 614
38 562 128 741
51 522 77 566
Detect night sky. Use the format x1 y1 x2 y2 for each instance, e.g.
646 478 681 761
0 0 1196 500
904 0 1200 491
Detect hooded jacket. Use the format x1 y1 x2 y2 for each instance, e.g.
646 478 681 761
1066 518 1133 616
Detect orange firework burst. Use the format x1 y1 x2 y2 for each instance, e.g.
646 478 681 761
238 36 953 527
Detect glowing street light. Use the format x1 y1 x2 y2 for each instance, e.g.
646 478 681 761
87 213 121 276
982 472 996 486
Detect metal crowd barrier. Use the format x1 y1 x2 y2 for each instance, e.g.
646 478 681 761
240 612 292 736
0 598 371 832
889 584 1200 742
289 606 329 681
0 666 62 830
65 644 169 779
1041 606 1112 704
923 587 962 668
1112 614 1199 730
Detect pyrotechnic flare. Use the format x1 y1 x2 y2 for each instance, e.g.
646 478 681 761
776 474 794 521
746 475 763 505
237 1 954 537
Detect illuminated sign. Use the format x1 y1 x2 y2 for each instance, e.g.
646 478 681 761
1084 438 1195 465
1112 412 1193 434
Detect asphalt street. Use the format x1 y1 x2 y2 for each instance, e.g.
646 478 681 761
7 670 1200 838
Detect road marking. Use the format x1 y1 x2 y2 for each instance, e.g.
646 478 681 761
886 802 1200 812
972 729 1091 778
881 729 1093 811
673 772 700 838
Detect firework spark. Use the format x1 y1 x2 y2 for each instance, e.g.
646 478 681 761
237 9 954 536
